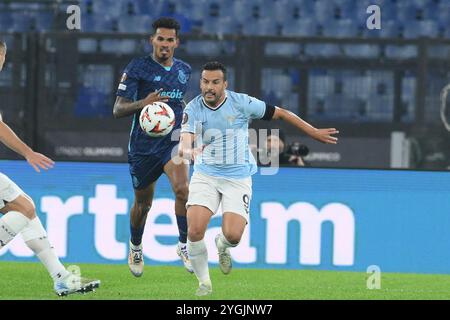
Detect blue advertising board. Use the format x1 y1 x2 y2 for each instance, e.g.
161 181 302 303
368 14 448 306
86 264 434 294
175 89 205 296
1 160 450 274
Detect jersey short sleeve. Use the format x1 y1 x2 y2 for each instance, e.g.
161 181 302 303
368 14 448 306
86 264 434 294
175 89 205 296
180 101 197 134
116 59 139 101
240 94 267 120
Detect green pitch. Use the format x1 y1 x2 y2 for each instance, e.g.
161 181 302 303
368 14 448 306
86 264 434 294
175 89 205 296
1 261 450 300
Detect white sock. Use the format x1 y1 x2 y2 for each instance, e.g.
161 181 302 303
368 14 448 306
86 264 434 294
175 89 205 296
21 217 69 282
216 233 238 252
0 211 30 248
178 241 186 249
187 239 210 284
130 241 142 251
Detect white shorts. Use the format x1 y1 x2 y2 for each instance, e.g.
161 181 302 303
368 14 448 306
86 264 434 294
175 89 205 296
186 171 252 222
0 173 24 209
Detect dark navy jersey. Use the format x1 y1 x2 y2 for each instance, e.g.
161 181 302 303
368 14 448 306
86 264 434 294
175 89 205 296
116 55 191 156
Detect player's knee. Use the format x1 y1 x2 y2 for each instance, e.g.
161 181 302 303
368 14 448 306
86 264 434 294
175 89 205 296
173 183 189 202
19 197 36 219
134 200 152 214
222 231 241 245
188 226 205 242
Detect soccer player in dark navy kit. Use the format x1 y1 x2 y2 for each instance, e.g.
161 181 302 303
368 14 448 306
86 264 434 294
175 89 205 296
113 18 192 276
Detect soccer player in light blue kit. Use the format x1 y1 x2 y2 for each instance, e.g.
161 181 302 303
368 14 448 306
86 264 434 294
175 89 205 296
179 62 339 296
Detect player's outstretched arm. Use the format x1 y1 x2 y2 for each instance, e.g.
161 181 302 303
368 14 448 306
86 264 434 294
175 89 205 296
113 88 169 118
179 132 194 161
272 107 339 144
0 121 54 172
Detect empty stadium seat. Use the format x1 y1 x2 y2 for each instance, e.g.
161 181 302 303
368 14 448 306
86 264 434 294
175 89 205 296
241 18 278 36
322 19 358 38
384 45 418 59
81 15 115 32
403 20 439 39
265 43 300 56
201 16 238 36
78 39 98 53
366 95 394 121
343 44 380 58
32 12 54 32
0 13 13 32
117 15 151 33
378 21 401 39
304 44 341 57
281 19 316 37
100 39 137 54
10 12 34 32
92 0 122 18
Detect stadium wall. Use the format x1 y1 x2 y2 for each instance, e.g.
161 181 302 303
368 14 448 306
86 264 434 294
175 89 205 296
1 160 449 274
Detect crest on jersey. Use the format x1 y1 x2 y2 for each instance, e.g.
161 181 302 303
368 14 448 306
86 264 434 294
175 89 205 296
132 175 140 189
178 69 187 84
227 115 236 125
120 73 127 83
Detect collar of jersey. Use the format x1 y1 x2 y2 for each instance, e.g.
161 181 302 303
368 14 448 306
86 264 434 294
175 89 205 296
150 55 173 71
201 92 228 111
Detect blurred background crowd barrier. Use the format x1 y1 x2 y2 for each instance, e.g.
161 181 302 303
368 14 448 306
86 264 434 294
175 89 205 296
0 0 449 169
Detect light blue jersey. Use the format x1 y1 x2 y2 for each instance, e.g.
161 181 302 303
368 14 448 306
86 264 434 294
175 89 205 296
181 90 269 178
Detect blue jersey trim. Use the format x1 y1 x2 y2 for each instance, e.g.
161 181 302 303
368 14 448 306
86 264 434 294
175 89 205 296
129 115 136 152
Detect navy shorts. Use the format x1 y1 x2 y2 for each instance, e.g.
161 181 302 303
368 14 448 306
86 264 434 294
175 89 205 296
128 145 176 190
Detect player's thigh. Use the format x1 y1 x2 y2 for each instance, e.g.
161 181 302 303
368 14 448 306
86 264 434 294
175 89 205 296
0 195 36 218
186 172 221 216
220 176 252 224
187 205 214 240
163 157 189 195
133 181 156 207
0 173 30 214
222 212 247 243
129 154 164 191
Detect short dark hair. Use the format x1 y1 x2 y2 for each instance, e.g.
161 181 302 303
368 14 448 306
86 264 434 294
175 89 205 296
202 61 227 81
0 40 6 51
152 17 180 36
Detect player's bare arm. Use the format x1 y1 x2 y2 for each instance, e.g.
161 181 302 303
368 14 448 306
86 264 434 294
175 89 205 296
0 120 54 172
113 88 169 118
179 132 194 161
272 107 339 144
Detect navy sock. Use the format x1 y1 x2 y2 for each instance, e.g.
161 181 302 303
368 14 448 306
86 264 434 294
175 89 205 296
130 225 145 246
176 215 188 244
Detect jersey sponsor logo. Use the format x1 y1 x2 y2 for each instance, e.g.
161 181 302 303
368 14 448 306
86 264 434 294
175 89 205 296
178 69 187 84
160 89 184 100
120 73 127 83
154 76 161 81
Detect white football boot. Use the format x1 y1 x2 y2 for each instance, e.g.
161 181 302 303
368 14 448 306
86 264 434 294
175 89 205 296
54 273 100 296
128 241 144 277
177 242 194 273
215 234 232 275
195 280 213 296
